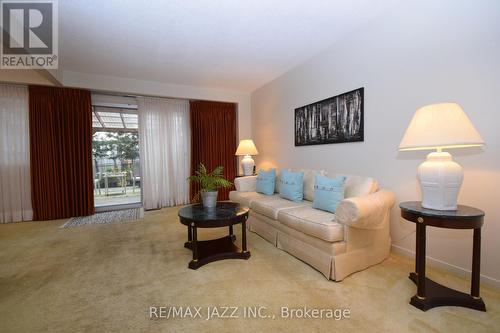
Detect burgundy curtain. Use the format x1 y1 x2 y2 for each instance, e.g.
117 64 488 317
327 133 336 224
29 85 94 220
190 101 237 201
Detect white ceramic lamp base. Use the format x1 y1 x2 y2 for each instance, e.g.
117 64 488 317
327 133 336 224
241 155 255 176
418 151 463 211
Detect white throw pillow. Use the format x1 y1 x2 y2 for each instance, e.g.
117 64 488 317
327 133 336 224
300 169 326 201
326 173 377 198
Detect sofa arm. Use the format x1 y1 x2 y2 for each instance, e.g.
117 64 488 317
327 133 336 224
234 176 257 192
335 190 395 229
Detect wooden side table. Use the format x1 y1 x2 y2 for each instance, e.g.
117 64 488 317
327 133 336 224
399 201 486 312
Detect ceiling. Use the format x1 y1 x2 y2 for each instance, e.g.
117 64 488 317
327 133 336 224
92 107 138 132
60 0 396 92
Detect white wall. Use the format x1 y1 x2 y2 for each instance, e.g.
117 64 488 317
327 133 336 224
251 0 500 286
0 69 56 86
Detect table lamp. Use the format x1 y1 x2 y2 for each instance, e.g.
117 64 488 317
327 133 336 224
235 139 259 176
399 103 484 210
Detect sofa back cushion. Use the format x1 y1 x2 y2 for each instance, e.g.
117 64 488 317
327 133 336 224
256 169 276 195
312 175 346 213
300 169 326 201
328 174 378 198
279 169 304 202
275 170 281 194
269 168 378 199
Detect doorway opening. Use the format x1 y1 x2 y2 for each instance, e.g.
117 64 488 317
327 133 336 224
92 105 141 208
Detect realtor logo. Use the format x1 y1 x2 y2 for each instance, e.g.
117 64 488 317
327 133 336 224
1 0 58 68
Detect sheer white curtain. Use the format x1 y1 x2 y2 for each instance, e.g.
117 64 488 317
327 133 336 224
0 84 32 223
138 97 191 210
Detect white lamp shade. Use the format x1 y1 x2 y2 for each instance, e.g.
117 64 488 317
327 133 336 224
235 139 259 156
399 103 484 151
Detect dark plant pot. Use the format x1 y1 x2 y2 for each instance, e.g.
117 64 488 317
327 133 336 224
201 191 218 208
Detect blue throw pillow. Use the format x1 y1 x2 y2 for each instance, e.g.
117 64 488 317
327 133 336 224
279 169 304 202
312 175 346 213
256 169 276 195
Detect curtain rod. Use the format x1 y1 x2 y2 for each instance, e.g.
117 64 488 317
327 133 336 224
91 89 237 104
91 89 193 102
0 81 28 88
0 82 233 105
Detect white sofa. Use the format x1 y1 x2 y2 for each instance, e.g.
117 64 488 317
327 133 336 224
229 170 395 281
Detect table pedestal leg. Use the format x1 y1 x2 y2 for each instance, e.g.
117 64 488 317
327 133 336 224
188 224 199 269
228 225 235 242
416 222 426 299
414 225 419 275
242 220 247 253
471 228 481 298
184 225 192 249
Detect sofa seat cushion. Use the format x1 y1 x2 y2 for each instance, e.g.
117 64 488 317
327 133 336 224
229 191 269 207
250 195 308 220
278 206 344 242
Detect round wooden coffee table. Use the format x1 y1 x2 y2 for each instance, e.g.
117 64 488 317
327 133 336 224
178 202 250 269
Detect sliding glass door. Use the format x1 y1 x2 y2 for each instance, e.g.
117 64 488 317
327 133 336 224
92 106 141 208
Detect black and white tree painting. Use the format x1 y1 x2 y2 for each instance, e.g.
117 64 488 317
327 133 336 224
295 88 364 146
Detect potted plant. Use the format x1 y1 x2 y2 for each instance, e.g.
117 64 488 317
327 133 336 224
188 163 233 208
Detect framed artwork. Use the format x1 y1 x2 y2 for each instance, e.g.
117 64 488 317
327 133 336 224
295 87 364 146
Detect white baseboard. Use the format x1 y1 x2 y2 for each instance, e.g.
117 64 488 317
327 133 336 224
391 244 500 290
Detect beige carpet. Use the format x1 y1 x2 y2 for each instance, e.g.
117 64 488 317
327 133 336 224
0 207 499 333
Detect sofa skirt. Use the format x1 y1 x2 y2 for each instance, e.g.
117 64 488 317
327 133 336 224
247 211 390 281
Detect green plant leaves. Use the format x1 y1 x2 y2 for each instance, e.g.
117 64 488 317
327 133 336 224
187 163 233 201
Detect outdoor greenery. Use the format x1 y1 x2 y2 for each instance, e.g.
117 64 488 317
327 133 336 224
188 163 233 202
92 132 139 173
92 132 140 188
